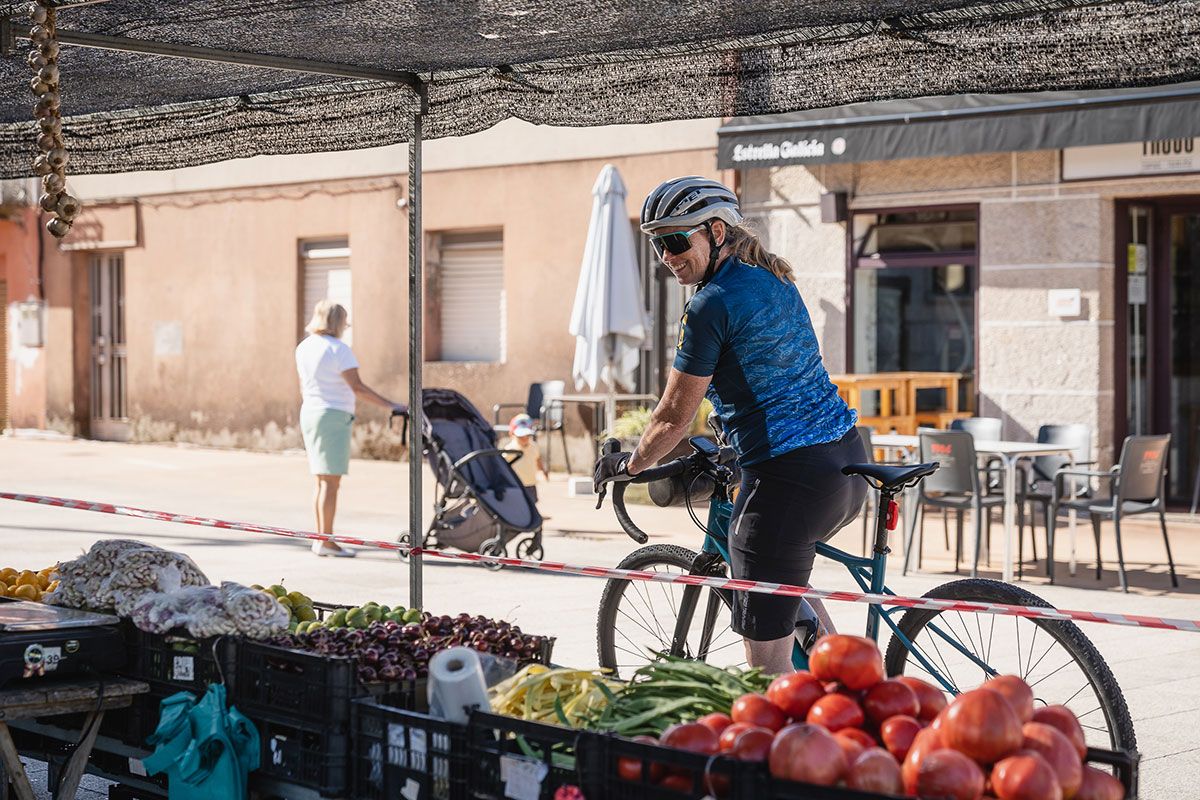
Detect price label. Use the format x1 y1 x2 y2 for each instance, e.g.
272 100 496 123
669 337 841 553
172 655 195 681
500 755 548 800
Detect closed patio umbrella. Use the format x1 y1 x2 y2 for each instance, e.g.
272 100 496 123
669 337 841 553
568 163 649 435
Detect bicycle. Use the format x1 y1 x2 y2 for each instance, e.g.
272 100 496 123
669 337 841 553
594 434 1136 754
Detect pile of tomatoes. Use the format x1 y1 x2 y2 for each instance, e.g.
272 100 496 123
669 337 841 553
617 634 1127 800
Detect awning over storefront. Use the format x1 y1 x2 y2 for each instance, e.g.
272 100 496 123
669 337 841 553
717 82 1200 168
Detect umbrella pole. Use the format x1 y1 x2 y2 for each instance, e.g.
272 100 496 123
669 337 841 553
606 357 617 438
408 83 427 610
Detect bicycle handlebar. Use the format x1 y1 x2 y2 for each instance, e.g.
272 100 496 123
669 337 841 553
597 438 696 545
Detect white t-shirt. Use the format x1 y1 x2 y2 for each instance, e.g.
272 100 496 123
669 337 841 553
295 334 359 414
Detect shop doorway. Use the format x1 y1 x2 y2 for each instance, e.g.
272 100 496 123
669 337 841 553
89 252 129 441
0 280 7 431
1117 198 1200 506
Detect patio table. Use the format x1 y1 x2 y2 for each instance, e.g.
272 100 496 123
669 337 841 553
871 433 1076 582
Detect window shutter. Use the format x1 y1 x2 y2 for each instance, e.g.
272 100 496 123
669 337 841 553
438 231 504 362
0 281 6 430
302 240 352 345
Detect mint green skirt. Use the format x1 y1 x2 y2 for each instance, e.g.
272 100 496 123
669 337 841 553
300 408 354 475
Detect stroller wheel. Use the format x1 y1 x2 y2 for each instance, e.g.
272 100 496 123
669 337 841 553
515 538 544 562
480 536 506 571
395 531 411 562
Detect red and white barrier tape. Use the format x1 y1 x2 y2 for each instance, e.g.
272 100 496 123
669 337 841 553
3 491 1197 634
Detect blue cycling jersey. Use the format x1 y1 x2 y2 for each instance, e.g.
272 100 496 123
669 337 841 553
673 257 856 466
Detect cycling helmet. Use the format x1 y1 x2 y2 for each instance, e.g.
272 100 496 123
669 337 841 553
641 176 743 285
639 176 743 234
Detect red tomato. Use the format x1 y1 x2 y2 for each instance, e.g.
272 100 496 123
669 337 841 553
839 727 877 749
846 747 903 795
941 688 1024 764
897 675 949 722
660 722 718 756
1031 706 1087 760
809 635 885 690
730 693 787 732
903 726 945 795
806 692 865 732
880 714 922 762
696 712 733 737
863 679 920 725
768 723 847 786
917 748 986 800
1075 766 1125 800
766 671 825 720
834 730 867 764
656 773 694 793
986 675 1036 723
730 727 773 762
1021 723 1082 799
717 722 756 752
616 735 665 783
991 752 1063 800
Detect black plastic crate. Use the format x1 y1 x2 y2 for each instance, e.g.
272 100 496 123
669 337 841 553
250 711 351 798
234 640 424 728
465 712 595 800
595 733 749 800
121 627 236 693
88 748 169 797
352 697 468 800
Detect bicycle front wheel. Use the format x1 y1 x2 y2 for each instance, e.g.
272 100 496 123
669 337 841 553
884 578 1136 753
596 544 747 680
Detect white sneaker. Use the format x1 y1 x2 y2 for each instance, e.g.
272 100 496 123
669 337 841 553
312 540 357 558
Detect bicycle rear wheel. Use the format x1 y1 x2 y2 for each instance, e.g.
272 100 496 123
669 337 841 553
596 544 746 680
883 578 1136 753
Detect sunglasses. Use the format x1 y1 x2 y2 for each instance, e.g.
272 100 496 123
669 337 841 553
649 224 706 258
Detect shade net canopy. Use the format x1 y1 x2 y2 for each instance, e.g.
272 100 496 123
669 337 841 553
1 0 1199 177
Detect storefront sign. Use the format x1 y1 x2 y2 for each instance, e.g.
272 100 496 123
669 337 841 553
1063 139 1200 180
1047 289 1081 317
729 137 847 164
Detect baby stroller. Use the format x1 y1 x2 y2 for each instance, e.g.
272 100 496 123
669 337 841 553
397 388 544 567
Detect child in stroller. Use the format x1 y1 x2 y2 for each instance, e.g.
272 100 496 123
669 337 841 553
397 388 544 567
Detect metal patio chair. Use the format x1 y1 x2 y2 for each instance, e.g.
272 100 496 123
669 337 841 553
903 430 1006 577
1048 433 1178 592
1017 423 1093 578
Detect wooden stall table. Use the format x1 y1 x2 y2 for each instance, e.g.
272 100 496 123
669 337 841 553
830 373 914 433
0 677 148 800
899 371 968 428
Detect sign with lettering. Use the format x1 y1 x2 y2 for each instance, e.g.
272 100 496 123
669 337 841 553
1063 139 1200 180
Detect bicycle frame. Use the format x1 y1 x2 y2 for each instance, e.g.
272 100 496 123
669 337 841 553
677 488 996 692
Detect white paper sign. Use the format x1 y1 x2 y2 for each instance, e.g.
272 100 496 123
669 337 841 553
172 655 195 681
1128 275 1148 305
500 755 549 800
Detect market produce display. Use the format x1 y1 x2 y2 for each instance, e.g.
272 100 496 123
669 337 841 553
589 635 1122 800
271 611 548 683
587 655 771 737
129 582 290 639
0 566 59 601
489 664 617 728
46 539 208 613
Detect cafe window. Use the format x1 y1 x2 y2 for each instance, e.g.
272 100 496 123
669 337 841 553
850 208 978 413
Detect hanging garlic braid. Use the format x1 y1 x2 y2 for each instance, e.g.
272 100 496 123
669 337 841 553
724 223 795 283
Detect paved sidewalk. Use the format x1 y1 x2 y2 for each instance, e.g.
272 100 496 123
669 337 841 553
1 436 1197 797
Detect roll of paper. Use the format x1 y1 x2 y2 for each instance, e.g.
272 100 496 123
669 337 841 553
427 646 491 724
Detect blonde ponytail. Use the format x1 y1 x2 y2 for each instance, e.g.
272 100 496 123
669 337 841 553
725 224 794 283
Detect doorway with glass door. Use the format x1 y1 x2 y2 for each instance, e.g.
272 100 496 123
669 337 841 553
1118 199 1200 508
90 252 129 440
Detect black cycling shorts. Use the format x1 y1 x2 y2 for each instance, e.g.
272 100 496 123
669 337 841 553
728 428 867 641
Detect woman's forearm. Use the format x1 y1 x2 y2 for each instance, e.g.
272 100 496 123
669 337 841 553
627 417 692 474
354 384 397 410
626 369 712 475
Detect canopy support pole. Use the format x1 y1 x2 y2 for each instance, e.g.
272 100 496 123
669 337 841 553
408 81 427 610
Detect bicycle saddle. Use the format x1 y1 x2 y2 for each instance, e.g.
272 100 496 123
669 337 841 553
842 462 939 490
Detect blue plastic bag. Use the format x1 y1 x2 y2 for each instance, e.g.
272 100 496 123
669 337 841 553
143 683 259 800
